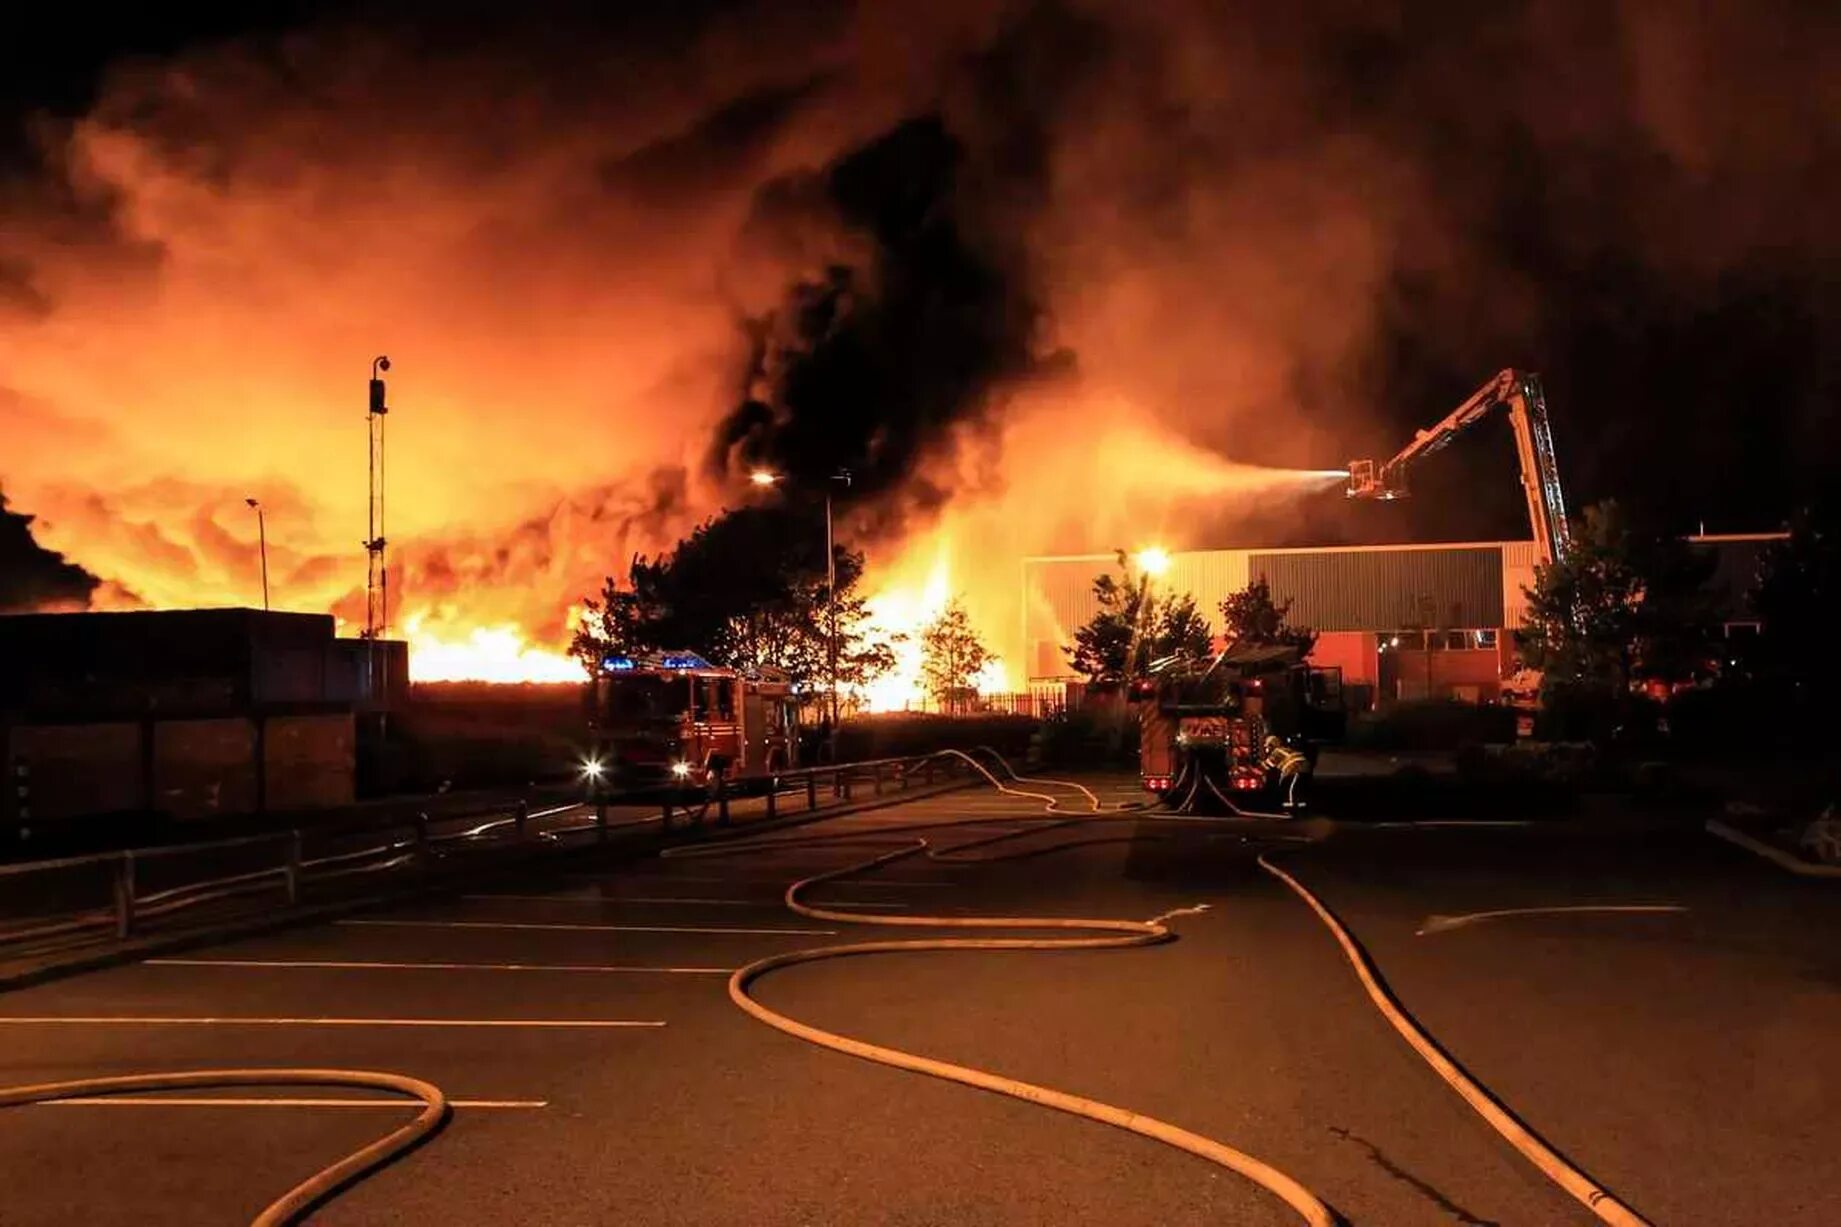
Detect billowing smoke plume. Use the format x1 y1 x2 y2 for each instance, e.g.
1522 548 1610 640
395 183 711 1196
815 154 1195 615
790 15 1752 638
0 486 100 611
1 1 1836 662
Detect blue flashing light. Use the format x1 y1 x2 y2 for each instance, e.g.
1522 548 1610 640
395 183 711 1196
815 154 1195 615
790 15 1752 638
658 652 711 670
602 655 637 672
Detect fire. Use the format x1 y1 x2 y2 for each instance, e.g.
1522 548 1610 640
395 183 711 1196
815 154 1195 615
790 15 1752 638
855 540 1013 713
402 609 582 683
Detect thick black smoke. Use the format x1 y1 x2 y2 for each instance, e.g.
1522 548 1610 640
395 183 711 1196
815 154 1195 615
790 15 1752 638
709 113 1053 518
0 488 97 611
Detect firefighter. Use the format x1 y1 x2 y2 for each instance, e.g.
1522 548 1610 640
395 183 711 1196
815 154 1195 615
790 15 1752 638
1262 735 1311 811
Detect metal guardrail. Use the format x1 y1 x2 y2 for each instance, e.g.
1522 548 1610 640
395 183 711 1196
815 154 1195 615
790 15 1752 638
0 750 977 955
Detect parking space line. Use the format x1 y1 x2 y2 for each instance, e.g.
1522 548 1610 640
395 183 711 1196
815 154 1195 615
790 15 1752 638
463 893 908 909
42 1097 548 1108
339 919 836 935
571 873 953 889
1416 904 1687 935
0 1016 665 1028
146 958 732 974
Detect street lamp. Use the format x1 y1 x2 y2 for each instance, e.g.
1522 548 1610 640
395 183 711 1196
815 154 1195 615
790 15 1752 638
749 467 853 732
244 498 270 611
1133 546 1172 576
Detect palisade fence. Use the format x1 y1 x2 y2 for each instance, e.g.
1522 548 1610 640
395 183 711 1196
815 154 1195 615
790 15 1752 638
0 750 981 964
864 690 1068 719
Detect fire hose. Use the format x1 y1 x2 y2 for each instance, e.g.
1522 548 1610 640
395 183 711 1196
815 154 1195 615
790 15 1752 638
665 749 1341 1225
0 1068 448 1224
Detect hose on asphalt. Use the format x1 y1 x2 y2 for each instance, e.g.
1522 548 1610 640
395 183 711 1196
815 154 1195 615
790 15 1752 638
668 750 1341 1226
1256 854 1653 1226
0 1068 449 1224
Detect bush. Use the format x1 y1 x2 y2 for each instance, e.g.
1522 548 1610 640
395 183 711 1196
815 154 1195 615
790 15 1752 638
1349 700 1518 752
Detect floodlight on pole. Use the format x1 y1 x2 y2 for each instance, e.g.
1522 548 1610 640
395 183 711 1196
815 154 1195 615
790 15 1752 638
1133 546 1172 576
245 498 269 611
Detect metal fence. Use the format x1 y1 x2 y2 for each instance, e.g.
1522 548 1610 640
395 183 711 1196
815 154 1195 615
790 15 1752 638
0 751 974 958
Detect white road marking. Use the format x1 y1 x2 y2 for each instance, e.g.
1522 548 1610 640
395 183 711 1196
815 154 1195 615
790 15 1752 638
339 919 836 936
1417 904 1688 935
463 893 908 909
1371 820 1537 829
571 873 953 889
42 1097 547 1109
0 1016 665 1028
146 958 732 974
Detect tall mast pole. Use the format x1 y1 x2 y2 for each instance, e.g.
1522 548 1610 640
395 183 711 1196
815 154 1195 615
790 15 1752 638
366 356 391 699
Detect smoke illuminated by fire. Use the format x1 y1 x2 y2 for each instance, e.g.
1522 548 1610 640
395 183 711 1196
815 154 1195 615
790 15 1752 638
3 5 1834 682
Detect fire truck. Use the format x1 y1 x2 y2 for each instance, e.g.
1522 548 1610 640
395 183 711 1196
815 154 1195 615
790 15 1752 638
586 651 801 795
1134 644 1345 812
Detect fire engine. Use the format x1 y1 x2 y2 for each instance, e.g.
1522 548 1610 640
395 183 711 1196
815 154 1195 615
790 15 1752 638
586 651 801 794
1134 644 1344 812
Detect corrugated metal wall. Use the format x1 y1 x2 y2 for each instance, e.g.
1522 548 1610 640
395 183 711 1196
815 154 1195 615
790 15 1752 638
1499 541 1539 629
1025 543 1523 679
1248 548 1504 631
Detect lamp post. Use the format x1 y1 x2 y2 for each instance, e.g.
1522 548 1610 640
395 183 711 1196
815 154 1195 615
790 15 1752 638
1128 545 1171 675
750 467 853 732
244 498 270 611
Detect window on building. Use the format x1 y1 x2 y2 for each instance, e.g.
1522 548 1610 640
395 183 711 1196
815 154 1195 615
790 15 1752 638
1392 631 1424 650
1474 629 1498 649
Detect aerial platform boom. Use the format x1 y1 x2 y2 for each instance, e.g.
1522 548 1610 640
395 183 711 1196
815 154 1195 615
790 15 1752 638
1346 368 1572 566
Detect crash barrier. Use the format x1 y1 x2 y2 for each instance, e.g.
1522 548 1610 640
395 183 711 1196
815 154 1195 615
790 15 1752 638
0 751 976 957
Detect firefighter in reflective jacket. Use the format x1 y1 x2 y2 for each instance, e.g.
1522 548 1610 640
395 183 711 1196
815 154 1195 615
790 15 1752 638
1263 735 1311 810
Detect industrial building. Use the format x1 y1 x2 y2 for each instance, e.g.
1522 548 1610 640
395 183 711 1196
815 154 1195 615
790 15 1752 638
1 608 406 834
1023 534 1782 708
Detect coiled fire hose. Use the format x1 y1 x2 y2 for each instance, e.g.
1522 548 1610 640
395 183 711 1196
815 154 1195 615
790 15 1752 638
667 748 1341 1225
0 1068 448 1224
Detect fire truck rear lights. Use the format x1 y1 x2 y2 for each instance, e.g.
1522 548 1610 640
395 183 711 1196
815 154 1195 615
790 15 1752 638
1143 776 1171 792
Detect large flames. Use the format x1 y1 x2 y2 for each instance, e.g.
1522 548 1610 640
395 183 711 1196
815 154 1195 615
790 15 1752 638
17 4 1717 685
401 610 581 684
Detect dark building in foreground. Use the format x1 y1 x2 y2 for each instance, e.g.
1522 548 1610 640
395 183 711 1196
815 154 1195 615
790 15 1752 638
1 608 406 833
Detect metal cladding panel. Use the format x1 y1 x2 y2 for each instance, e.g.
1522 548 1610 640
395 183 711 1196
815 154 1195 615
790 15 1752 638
1499 541 1540 629
264 713 356 809
153 718 258 820
1023 558 1109 677
1163 551 1248 615
7 723 143 821
1248 547 1505 631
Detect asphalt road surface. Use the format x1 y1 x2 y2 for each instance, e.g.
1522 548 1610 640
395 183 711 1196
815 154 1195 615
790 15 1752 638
0 774 1836 1225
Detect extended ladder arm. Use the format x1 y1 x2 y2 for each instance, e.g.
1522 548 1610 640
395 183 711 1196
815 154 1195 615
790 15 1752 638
1346 368 1573 566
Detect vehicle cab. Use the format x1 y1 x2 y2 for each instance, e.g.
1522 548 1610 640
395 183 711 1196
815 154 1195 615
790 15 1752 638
588 652 799 789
